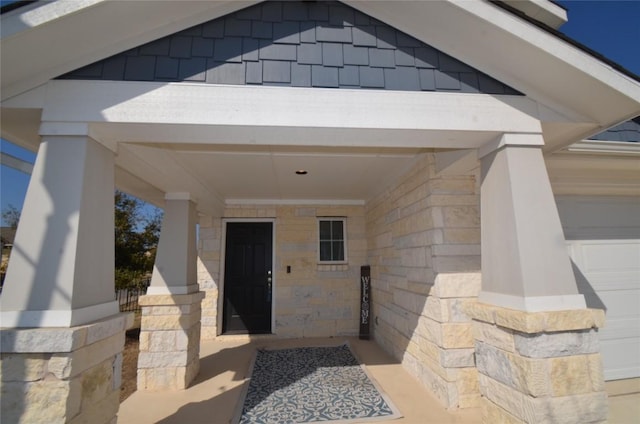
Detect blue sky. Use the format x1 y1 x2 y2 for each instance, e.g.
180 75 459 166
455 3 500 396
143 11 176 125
1 0 639 225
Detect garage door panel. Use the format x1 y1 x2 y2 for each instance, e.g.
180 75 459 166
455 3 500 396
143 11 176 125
566 238 640 381
558 196 640 381
580 241 640 272
580 273 640 291
595 290 640 319
598 317 640 340
601 338 640 380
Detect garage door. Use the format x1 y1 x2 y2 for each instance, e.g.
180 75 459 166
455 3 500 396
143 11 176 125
557 196 640 381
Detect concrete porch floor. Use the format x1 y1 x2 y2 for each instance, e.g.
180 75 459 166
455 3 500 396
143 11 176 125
118 336 640 424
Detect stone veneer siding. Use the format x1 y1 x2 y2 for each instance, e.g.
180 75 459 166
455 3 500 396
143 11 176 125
198 205 367 339
0 313 133 424
364 153 482 409
137 292 204 390
465 303 608 424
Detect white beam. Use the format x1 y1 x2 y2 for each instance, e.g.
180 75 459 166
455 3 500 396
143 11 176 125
0 152 33 175
42 81 542 134
434 149 478 176
115 143 224 216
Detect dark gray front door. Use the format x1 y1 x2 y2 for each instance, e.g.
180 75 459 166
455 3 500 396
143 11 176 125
223 222 273 334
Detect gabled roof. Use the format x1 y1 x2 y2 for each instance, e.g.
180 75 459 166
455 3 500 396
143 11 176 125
58 1 520 95
2 0 640 152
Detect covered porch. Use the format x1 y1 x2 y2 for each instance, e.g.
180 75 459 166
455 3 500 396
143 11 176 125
1 79 611 423
0 79 628 424
120 336 639 424
2 1 640 423
119 336 483 424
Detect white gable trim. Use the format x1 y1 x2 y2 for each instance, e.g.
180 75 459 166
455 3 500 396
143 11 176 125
502 0 567 29
3 0 639 152
345 0 640 148
0 0 259 101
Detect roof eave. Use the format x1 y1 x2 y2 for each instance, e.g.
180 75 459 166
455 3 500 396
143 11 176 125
499 0 567 29
345 0 640 151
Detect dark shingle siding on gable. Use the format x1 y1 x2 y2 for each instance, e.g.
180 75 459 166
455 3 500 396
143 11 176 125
59 1 520 95
589 117 640 142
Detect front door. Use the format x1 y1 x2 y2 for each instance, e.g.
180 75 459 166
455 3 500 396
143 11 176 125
223 222 273 334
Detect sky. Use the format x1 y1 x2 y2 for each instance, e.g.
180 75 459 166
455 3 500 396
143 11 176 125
1 0 639 225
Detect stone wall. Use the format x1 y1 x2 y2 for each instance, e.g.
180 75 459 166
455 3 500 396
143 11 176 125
137 292 204 390
198 215 223 340
364 153 481 408
198 204 367 338
466 303 608 423
0 313 132 424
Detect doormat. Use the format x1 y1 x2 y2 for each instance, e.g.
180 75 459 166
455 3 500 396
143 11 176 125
233 343 402 424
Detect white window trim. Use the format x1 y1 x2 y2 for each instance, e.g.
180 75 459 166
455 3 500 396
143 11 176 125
317 217 348 264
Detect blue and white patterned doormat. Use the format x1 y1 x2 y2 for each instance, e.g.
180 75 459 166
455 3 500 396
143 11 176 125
233 343 402 424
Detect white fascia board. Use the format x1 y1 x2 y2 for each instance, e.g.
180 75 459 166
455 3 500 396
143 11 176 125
502 0 567 29
345 1 640 138
449 1 640 113
566 140 640 155
1 0 104 38
546 153 640 196
41 80 542 146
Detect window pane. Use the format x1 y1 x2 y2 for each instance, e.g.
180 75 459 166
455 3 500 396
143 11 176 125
332 241 344 261
319 221 331 240
320 241 332 261
332 221 344 239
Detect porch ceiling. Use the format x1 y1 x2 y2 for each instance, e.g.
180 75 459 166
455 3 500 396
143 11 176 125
116 143 427 210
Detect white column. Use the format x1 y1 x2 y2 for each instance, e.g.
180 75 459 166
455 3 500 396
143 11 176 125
147 193 199 295
478 134 586 312
0 136 119 327
0 136 118 327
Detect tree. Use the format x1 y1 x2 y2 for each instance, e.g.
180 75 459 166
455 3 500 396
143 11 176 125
2 204 20 229
114 191 163 289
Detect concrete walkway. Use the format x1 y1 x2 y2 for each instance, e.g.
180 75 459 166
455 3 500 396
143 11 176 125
118 336 640 424
118 336 481 424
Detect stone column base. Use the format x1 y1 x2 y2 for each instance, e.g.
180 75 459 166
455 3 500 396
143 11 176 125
465 302 608 424
0 313 133 424
200 287 218 341
137 291 205 390
402 273 481 409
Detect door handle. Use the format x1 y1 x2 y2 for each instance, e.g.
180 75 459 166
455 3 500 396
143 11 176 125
266 271 272 302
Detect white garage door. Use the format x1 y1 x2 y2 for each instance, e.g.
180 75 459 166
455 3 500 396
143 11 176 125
557 196 640 381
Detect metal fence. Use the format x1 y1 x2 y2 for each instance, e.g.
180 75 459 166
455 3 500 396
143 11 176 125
116 286 148 313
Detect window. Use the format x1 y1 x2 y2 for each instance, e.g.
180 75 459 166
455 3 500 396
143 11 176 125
318 218 347 263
